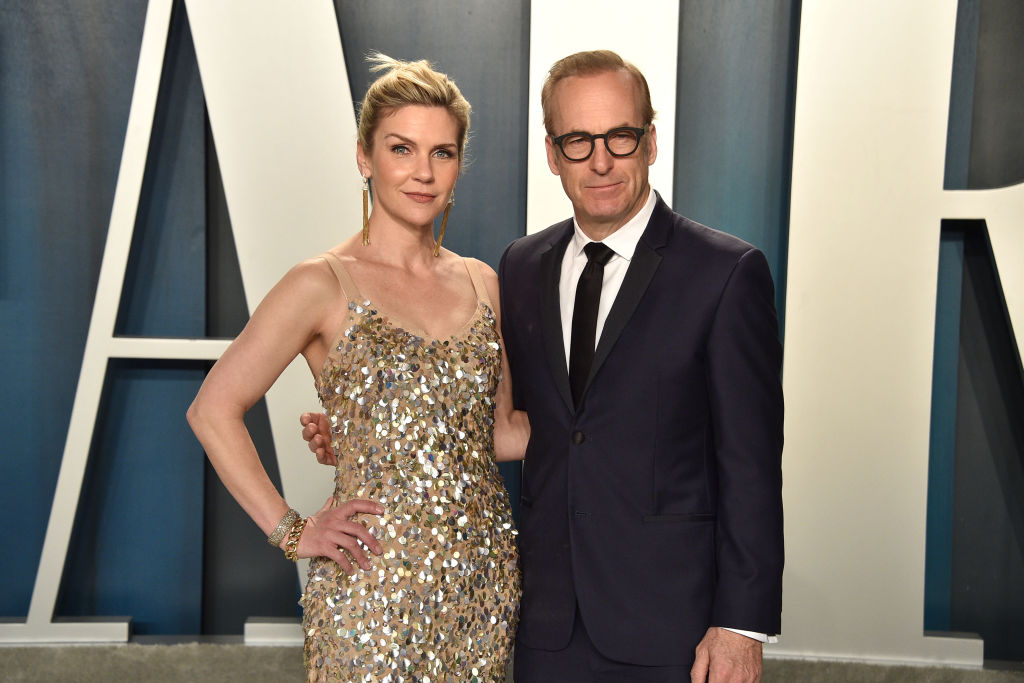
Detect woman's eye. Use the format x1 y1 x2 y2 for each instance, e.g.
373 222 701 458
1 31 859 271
391 145 410 155
433 149 455 159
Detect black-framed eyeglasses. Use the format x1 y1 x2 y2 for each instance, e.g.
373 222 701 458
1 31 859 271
551 126 647 161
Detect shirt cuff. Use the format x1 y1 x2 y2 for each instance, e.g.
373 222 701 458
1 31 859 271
721 628 778 644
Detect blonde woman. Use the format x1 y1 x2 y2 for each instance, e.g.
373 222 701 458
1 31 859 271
188 55 526 682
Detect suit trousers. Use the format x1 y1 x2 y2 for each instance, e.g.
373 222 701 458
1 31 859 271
513 607 691 683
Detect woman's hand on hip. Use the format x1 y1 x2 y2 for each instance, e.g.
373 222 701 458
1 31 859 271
296 496 384 572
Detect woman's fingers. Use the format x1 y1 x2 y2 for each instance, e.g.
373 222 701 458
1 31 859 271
325 545 356 573
334 533 376 571
299 413 320 449
324 500 384 554
336 499 385 518
299 413 339 465
335 520 382 556
298 498 385 568
298 516 360 570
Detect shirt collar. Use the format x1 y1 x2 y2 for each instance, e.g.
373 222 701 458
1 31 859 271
570 187 656 261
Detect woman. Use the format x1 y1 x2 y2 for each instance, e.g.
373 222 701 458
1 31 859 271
188 55 527 682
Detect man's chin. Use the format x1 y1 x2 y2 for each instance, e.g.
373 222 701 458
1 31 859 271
579 202 629 224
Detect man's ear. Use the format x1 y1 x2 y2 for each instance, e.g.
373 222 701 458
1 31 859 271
646 124 658 166
545 135 562 176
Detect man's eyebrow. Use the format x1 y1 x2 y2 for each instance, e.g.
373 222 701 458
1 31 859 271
562 122 635 133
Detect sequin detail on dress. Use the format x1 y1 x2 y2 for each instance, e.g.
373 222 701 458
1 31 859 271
303 262 520 683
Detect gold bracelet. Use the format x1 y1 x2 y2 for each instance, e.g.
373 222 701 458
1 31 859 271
267 508 299 547
284 516 308 562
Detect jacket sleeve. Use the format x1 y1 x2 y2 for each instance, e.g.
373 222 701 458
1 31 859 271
705 247 785 634
497 241 525 412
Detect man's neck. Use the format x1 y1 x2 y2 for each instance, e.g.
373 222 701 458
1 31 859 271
574 186 653 241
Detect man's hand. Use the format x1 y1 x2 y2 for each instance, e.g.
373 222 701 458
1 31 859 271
300 412 337 466
691 627 762 683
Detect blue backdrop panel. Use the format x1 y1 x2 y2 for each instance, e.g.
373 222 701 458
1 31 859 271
672 0 800 328
0 1 148 616
55 360 205 635
968 0 1024 188
924 226 964 632
115 1 206 339
949 223 1024 661
944 0 979 191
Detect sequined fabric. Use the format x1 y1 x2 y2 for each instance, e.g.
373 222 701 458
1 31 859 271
303 282 520 682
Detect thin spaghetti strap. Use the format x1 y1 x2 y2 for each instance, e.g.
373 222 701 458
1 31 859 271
321 252 364 302
463 258 493 308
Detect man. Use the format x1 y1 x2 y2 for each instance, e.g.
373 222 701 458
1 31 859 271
498 50 783 682
306 50 783 682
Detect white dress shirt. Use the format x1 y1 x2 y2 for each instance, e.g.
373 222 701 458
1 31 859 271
558 188 656 366
557 187 775 645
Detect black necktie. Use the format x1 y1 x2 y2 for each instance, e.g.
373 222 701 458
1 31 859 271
569 242 615 408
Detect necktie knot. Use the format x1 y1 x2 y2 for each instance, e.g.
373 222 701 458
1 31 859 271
584 242 614 266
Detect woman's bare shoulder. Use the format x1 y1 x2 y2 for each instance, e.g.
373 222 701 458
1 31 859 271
466 257 498 283
243 255 346 331
463 256 498 287
274 255 342 301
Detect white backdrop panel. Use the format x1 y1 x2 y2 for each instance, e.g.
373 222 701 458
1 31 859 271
526 0 679 235
186 0 360 593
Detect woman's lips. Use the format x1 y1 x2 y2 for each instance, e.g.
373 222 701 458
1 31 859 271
405 192 436 203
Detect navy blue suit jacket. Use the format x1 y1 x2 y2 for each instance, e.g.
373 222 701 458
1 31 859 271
498 196 784 666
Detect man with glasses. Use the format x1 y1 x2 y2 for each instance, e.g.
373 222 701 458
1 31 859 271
498 50 784 682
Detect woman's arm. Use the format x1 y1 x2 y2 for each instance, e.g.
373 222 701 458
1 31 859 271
187 258 382 569
477 261 530 462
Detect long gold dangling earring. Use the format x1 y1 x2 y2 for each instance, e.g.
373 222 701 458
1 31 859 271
361 176 370 246
434 190 453 257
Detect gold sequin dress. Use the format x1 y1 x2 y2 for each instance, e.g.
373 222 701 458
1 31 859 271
302 253 521 682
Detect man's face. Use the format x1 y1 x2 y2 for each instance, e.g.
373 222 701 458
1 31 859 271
545 69 657 239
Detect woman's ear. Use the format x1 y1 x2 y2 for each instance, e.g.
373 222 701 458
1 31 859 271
356 141 372 179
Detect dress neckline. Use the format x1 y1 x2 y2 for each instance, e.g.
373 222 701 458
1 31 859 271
351 297 489 345
319 251 492 341
315 299 495 391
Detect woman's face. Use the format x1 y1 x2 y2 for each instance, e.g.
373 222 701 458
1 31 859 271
357 105 460 232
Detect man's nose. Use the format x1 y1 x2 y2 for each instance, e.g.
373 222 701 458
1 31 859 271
589 140 613 173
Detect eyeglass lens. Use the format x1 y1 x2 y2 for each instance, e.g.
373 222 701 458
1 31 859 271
559 128 641 161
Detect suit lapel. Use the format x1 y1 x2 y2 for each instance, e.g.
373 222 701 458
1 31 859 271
539 222 575 413
585 197 673 397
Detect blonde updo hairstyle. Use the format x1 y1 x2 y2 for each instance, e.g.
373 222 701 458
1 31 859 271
358 54 471 166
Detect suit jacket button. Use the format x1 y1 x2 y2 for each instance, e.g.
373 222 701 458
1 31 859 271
572 431 585 445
